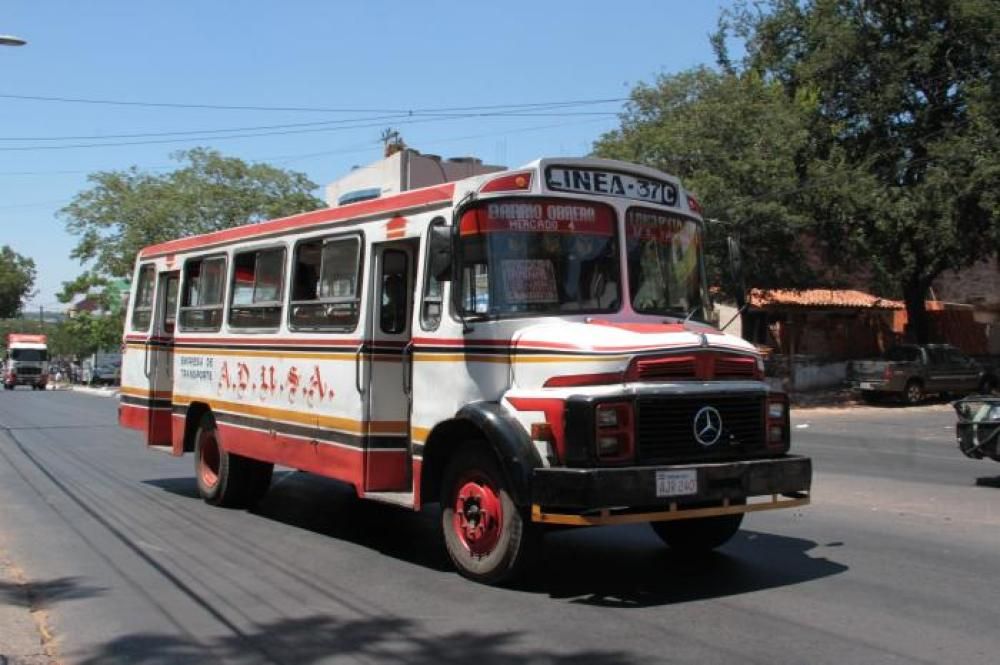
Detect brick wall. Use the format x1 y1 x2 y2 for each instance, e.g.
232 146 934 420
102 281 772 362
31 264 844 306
933 255 1000 310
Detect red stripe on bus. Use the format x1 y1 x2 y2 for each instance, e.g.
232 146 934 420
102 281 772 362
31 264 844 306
140 184 455 258
216 421 365 490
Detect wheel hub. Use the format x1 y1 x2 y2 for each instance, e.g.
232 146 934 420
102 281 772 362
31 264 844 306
198 431 221 489
453 477 502 557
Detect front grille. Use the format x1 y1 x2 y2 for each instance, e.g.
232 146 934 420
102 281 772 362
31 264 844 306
714 356 757 379
16 366 41 376
636 395 766 464
635 355 696 380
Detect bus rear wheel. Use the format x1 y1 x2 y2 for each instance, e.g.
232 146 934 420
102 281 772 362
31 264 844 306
194 412 273 508
440 445 537 585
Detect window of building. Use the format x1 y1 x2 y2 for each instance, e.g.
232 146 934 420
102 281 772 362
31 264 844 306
289 235 363 330
229 247 285 329
179 256 226 331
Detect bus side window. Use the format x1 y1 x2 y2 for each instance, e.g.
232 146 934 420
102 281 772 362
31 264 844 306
131 264 156 331
179 256 227 331
290 235 362 331
229 247 285 330
420 218 446 330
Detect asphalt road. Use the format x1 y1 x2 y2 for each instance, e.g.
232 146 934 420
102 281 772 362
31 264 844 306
1 390 998 664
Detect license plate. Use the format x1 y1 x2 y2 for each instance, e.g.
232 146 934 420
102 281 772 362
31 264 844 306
860 382 875 390
656 469 698 497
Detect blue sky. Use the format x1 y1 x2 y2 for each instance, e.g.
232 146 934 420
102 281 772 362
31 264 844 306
1 1 729 310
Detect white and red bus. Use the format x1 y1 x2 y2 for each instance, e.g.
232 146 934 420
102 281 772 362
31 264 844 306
119 157 811 584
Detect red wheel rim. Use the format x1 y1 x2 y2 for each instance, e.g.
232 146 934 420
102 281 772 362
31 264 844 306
451 471 503 557
198 429 221 489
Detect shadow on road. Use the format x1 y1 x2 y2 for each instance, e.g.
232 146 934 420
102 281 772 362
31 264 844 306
0 575 106 609
974 475 1000 488
534 526 847 607
146 471 847 608
75 615 640 665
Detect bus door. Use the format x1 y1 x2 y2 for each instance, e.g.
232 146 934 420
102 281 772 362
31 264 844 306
364 240 417 492
145 270 179 449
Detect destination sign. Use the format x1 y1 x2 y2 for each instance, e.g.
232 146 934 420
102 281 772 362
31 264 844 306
545 166 678 206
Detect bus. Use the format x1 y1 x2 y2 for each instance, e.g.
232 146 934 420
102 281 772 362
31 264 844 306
119 157 811 584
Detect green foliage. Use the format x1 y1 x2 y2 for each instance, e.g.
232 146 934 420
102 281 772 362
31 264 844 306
60 148 325 279
0 246 37 318
48 312 124 359
597 0 999 342
719 0 1000 341
594 68 840 291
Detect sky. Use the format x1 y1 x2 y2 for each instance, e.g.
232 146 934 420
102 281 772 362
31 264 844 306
0 0 730 311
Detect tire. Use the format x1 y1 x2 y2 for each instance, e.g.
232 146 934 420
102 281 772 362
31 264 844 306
903 380 924 405
194 412 273 508
651 510 744 554
440 444 538 585
860 390 881 404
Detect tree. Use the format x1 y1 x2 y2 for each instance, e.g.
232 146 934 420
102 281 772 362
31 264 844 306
0 245 37 318
717 0 1000 342
594 67 846 292
60 148 325 280
47 312 124 359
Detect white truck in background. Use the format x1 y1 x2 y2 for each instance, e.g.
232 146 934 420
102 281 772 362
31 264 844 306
4 334 50 391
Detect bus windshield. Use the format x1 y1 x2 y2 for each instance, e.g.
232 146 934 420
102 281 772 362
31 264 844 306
458 199 620 317
625 207 706 319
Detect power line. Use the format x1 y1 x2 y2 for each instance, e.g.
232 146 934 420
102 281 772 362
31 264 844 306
0 92 626 114
0 108 620 152
0 109 618 143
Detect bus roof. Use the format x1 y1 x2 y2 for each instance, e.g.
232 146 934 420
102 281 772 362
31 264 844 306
138 157 691 260
139 182 456 260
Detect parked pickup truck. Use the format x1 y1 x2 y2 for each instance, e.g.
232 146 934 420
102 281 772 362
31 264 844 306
850 344 999 404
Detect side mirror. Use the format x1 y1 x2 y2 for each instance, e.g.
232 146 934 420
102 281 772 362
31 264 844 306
726 235 747 310
429 225 452 282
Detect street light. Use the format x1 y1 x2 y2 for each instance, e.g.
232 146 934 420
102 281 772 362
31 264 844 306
0 34 26 46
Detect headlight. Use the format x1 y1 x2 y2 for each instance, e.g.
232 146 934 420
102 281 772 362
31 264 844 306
768 401 785 419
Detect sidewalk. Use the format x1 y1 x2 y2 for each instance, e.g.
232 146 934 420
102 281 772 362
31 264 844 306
789 386 864 409
0 546 58 665
46 383 119 398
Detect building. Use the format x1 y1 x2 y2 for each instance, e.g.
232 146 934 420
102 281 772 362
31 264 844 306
324 148 505 208
932 255 1000 354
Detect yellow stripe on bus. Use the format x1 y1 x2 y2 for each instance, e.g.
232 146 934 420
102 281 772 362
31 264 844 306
172 393 406 435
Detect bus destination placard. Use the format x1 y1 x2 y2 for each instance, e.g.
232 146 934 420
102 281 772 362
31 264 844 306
545 166 678 206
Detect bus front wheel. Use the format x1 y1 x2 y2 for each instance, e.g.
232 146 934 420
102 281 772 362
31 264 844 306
440 444 537 585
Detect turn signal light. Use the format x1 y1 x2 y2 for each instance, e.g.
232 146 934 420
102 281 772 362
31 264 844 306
480 171 533 193
769 425 784 444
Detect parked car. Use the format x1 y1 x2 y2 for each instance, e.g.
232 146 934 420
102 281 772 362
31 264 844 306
90 364 120 386
954 396 1000 462
850 344 998 404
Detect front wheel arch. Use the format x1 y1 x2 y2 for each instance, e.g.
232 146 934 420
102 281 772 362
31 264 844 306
420 403 543 509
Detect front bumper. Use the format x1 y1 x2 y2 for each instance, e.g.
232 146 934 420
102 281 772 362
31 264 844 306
531 455 811 525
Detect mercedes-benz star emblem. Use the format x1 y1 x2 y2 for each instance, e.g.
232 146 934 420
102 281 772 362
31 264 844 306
693 406 723 447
